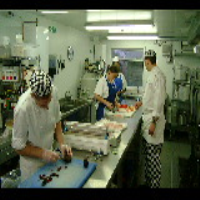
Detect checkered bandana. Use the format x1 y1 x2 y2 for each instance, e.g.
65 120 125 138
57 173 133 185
145 49 156 57
30 70 52 97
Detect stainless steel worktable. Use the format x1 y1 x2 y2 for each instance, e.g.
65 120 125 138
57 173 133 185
71 99 142 188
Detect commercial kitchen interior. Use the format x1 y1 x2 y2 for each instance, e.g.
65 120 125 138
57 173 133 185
0 9 200 188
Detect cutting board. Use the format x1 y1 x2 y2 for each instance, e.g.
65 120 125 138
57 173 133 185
18 158 97 188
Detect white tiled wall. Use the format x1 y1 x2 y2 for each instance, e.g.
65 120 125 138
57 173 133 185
0 12 93 100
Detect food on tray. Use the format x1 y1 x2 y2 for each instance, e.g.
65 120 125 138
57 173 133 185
104 123 124 131
114 114 123 118
120 104 128 108
129 105 136 112
118 105 135 113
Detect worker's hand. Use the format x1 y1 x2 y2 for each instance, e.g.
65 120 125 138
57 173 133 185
42 149 60 163
106 102 114 110
115 102 121 109
60 144 73 159
149 123 156 136
116 91 121 96
134 101 142 110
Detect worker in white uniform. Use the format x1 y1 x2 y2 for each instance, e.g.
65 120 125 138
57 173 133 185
135 50 166 188
12 70 73 182
94 65 120 121
112 56 128 104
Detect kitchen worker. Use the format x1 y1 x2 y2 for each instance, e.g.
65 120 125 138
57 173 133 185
112 56 128 103
12 70 73 182
135 50 166 188
94 65 120 121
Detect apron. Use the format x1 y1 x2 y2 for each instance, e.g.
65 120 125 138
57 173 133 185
96 79 118 121
142 113 166 144
115 74 123 103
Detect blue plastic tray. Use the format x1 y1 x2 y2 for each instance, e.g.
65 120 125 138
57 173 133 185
18 158 97 188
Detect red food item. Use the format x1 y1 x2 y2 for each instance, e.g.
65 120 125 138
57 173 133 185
120 104 128 108
46 177 52 182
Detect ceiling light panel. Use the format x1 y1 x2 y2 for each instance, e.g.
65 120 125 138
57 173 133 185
108 25 157 33
86 10 153 22
107 35 159 40
41 10 68 14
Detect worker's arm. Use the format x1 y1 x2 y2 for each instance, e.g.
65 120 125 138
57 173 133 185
115 99 121 108
54 121 64 146
152 74 166 119
95 94 114 110
54 121 73 157
15 143 45 159
12 108 59 162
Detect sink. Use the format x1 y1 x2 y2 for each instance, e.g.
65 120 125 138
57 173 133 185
59 98 87 112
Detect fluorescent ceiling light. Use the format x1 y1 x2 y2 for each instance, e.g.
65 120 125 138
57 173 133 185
87 10 152 22
86 10 114 12
86 24 153 31
41 10 68 14
108 25 157 33
107 35 159 40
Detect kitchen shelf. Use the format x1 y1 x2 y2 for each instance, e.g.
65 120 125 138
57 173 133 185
174 52 196 57
173 80 190 85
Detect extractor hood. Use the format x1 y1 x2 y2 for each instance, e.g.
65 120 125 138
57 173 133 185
188 13 200 46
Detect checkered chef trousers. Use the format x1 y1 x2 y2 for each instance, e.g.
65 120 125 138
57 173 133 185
142 138 163 188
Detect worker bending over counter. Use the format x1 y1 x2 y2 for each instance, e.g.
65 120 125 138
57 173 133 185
12 70 73 182
94 65 120 121
112 56 128 104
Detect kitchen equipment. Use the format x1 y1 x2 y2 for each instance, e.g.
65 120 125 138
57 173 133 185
18 158 97 188
0 168 21 188
171 99 180 126
178 113 187 126
166 106 172 124
0 134 17 165
80 72 99 99
178 84 190 102
175 65 188 81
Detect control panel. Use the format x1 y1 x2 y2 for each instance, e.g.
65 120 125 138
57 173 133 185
1 67 19 82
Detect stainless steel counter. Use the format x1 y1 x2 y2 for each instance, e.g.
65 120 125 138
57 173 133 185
70 99 142 188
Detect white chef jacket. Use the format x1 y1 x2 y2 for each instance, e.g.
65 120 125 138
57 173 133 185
141 66 166 145
118 73 127 91
12 85 61 182
94 76 109 109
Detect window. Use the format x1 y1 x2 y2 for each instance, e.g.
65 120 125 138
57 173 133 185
112 48 144 87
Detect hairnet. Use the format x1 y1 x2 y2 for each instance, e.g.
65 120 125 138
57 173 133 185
29 70 52 97
145 50 156 57
112 56 119 62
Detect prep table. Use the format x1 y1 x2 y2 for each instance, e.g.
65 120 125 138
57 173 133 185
2 99 142 188
68 99 142 188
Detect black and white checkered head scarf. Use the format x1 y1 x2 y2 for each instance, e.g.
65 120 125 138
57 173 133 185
30 70 52 97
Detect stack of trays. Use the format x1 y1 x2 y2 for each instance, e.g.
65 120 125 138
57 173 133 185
64 123 110 155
